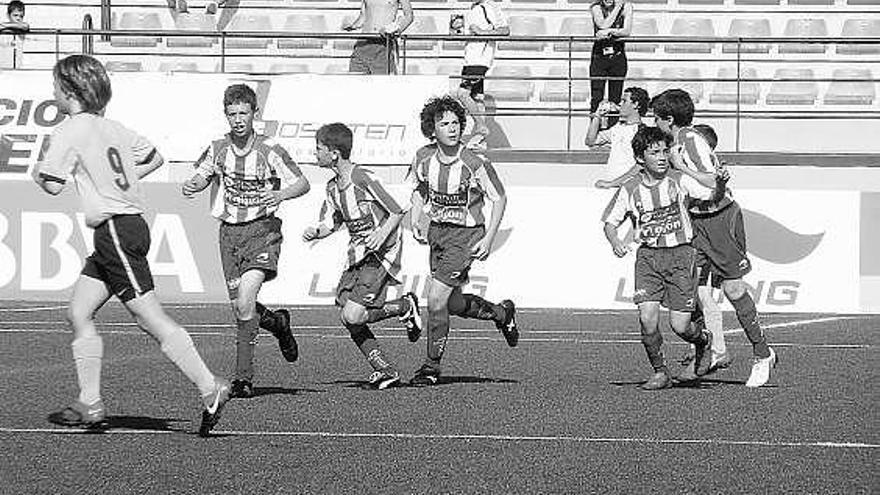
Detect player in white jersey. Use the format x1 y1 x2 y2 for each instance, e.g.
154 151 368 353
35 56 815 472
303 123 421 389
183 84 310 399
407 95 518 387
652 89 776 388
32 54 230 436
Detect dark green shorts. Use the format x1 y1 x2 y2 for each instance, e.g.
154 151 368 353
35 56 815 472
428 223 485 287
219 216 282 300
634 244 698 312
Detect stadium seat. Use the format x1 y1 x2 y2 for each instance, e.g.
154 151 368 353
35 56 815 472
665 18 715 54
734 0 780 4
437 63 464 83
403 16 440 51
111 11 163 47
656 67 704 103
324 63 350 74
626 66 646 87
278 15 327 50
837 19 880 55
766 68 818 105
709 67 761 105
847 0 880 4
788 0 832 4
225 14 273 49
158 61 201 72
510 0 556 4
823 68 876 105
628 18 658 53
498 16 547 52
401 63 423 75
679 0 722 5
779 19 827 54
268 63 311 74
486 65 534 102
539 65 589 103
105 60 143 72
722 19 771 54
167 13 216 48
553 17 593 53
219 61 254 73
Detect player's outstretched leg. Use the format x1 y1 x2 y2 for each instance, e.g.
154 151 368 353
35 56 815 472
724 281 776 388
363 292 422 343
448 290 518 347
256 302 299 363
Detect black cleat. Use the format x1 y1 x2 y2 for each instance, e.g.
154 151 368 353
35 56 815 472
272 308 299 363
399 292 422 343
48 400 107 430
199 378 231 437
693 332 713 377
230 379 254 399
495 300 519 347
410 364 440 387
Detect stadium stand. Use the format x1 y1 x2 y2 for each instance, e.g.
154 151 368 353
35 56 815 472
628 17 659 53
539 65 590 103
111 11 163 47
105 60 143 72
224 13 273 49
487 65 534 102
553 17 593 53
403 15 440 52
277 14 328 50
269 62 311 74
709 67 761 105
498 16 547 52
837 19 880 54
158 60 200 72
665 17 715 54
656 66 704 102
167 13 216 48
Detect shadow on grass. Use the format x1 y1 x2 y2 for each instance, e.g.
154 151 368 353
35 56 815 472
610 377 756 389
252 386 324 397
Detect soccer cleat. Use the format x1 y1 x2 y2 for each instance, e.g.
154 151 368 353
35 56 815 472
641 371 673 391
367 368 401 390
272 308 299 363
47 399 106 429
708 350 733 372
495 300 519 347
399 292 422 343
676 354 698 383
230 379 254 399
693 332 713 377
745 347 778 388
410 364 440 387
199 378 231 437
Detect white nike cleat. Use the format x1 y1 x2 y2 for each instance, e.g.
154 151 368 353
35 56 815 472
745 348 778 388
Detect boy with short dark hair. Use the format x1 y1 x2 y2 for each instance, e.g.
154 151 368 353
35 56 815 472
586 86 649 189
407 95 518 387
652 89 776 388
602 125 720 390
303 123 421 389
182 83 311 398
1 0 29 68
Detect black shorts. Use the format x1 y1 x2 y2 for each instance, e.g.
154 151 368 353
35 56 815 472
219 215 283 300
81 214 155 303
336 254 394 309
349 38 398 75
428 223 485 287
460 65 489 98
633 244 698 312
691 201 752 283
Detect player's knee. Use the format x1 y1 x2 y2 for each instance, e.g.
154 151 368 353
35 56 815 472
340 305 366 326
232 298 256 321
66 305 90 328
722 279 747 301
447 293 466 316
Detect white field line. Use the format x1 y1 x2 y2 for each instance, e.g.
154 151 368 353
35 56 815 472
0 305 67 313
722 316 861 335
0 427 875 450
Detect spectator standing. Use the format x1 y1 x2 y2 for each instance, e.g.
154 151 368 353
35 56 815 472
590 0 632 121
343 0 413 75
1 0 29 69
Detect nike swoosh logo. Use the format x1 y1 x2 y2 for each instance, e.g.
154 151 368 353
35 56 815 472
87 408 102 416
206 388 223 414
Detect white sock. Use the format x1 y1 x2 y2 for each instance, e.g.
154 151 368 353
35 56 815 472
72 335 103 405
159 327 216 396
706 310 726 353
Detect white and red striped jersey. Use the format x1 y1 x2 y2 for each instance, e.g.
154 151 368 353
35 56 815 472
193 134 304 224
675 127 733 215
37 113 156 227
408 144 505 227
602 171 714 248
318 166 405 280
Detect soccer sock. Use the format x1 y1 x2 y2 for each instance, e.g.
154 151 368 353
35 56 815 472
705 307 726 354
159 327 216 396
426 307 450 364
71 335 103 405
640 332 666 373
345 323 385 370
255 301 277 332
730 293 771 358
235 317 259 382
449 293 504 322
364 297 410 324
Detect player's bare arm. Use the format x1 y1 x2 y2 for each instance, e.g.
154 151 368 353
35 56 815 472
472 194 506 261
262 175 310 208
181 174 210 197
366 211 403 251
603 222 629 257
134 149 165 179
303 224 331 242
670 146 716 188
410 190 428 244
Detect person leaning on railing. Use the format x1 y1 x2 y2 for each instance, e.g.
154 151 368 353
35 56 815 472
1 0 29 69
590 0 632 126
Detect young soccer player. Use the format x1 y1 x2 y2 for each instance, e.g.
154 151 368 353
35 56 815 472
602 126 719 390
586 86 650 189
33 54 230 436
182 84 310 399
302 123 421 389
407 95 518 387
652 89 777 388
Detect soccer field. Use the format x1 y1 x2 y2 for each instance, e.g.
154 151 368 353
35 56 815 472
1 302 876 493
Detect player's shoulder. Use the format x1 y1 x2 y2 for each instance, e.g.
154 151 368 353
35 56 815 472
679 127 708 146
619 174 642 193
414 143 437 163
460 147 490 169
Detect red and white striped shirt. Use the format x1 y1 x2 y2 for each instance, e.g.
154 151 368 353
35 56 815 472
318 166 405 280
408 144 505 227
602 171 714 248
675 127 733 215
193 134 304 224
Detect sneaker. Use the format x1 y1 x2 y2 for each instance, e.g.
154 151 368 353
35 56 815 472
399 292 422 343
230 379 254 399
199 378 231 437
693 332 713 377
47 399 106 429
641 371 673 391
495 300 518 347
745 348 778 388
272 308 299 363
708 350 733 372
410 364 440 387
367 368 401 390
